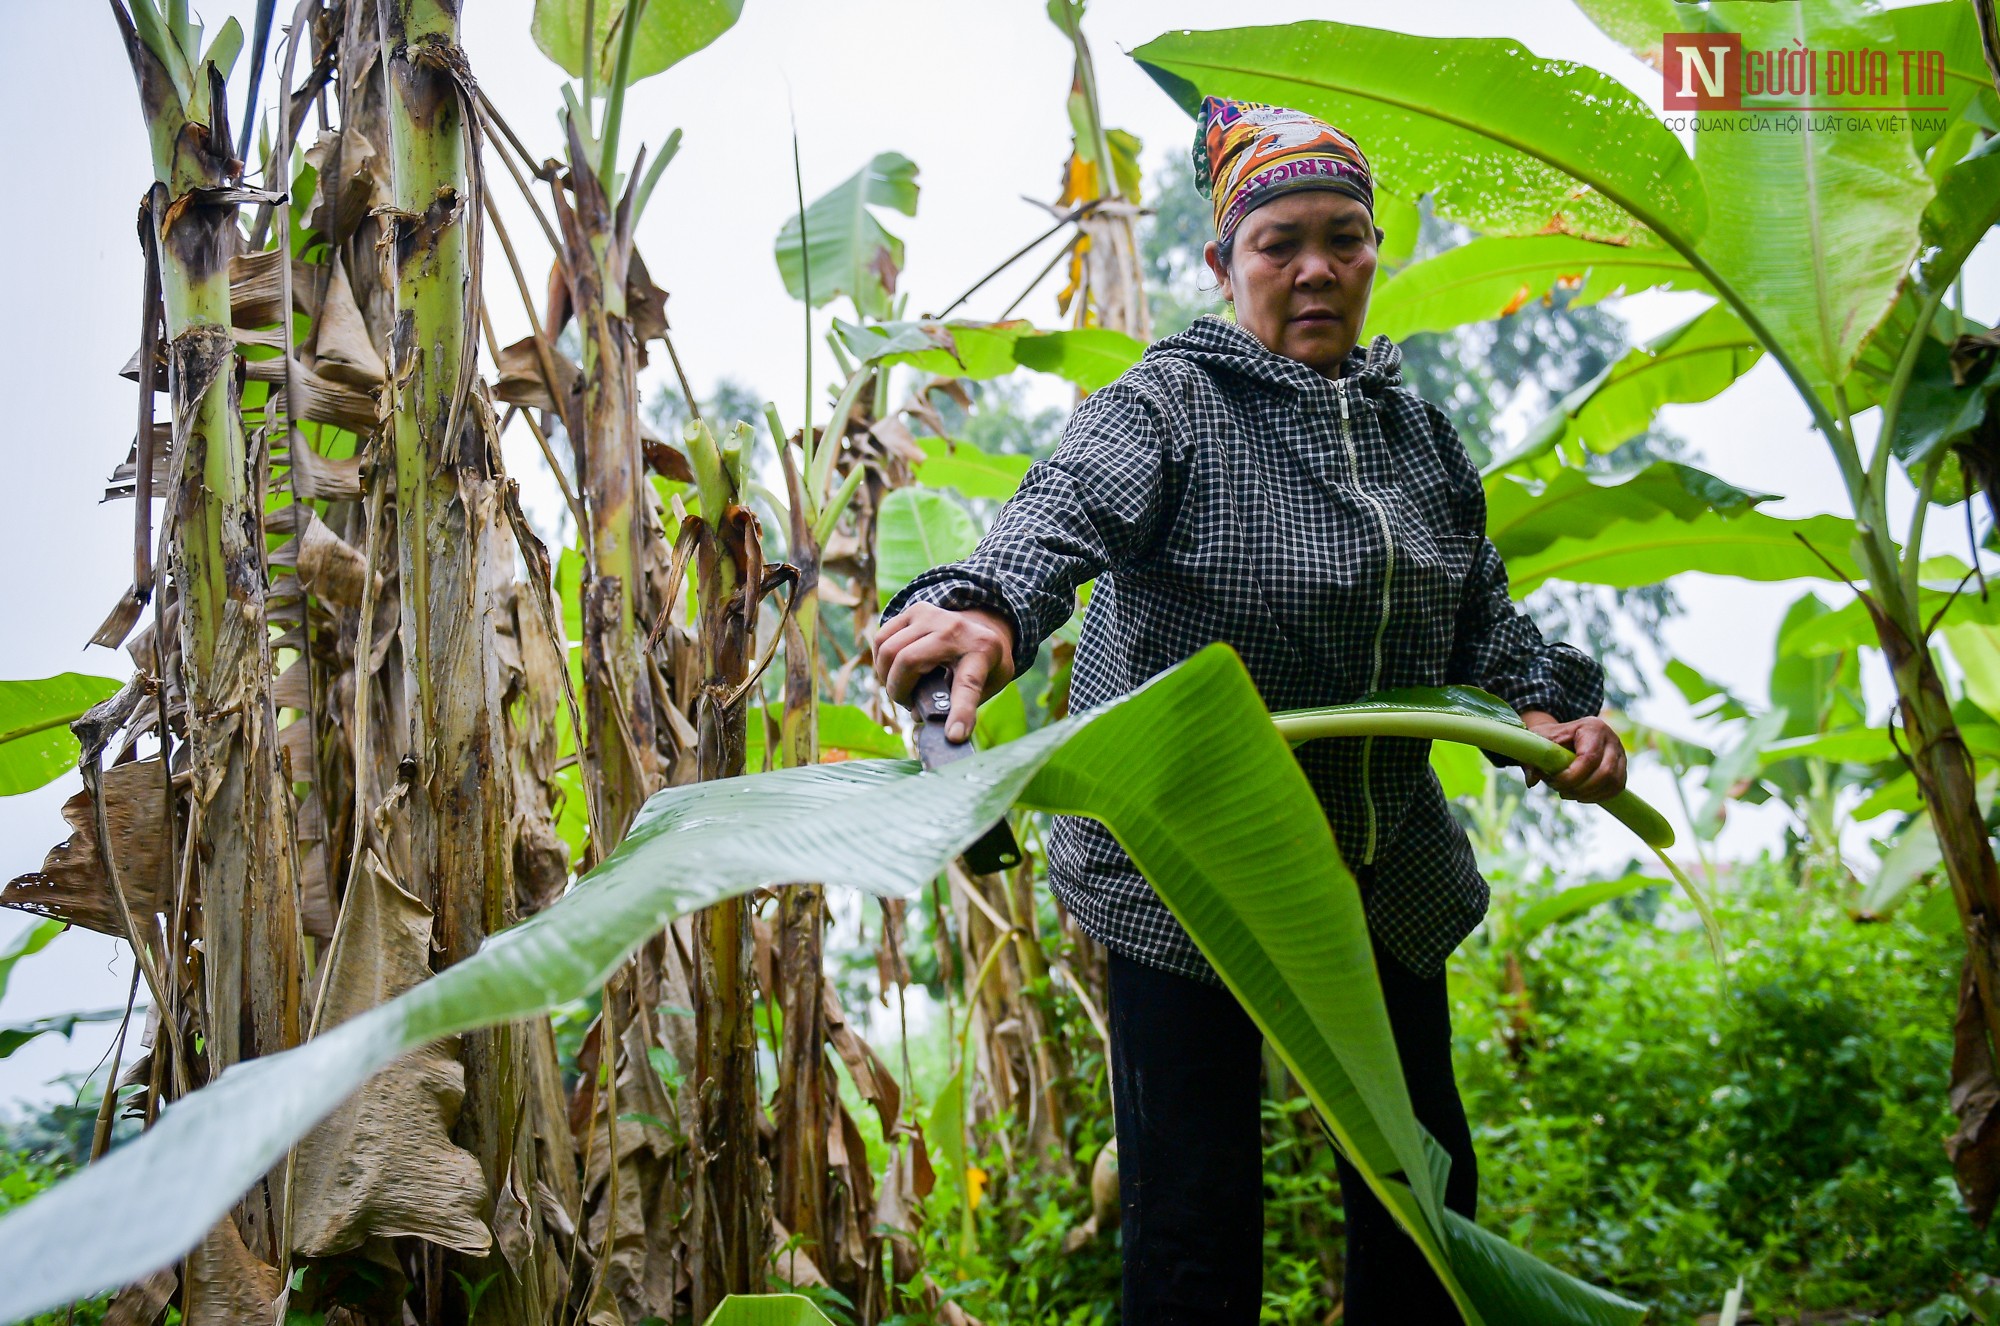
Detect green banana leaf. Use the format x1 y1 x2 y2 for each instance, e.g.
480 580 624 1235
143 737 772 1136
703 1296 836 1326
837 318 1026 379
0 648 1662 1325
0 674 124 796
1767 593 1866 743
1503 508 1864 598
875 486 979 598
1013 327 1146 392
1885 1 2000 153
1859 809 1945 918
1566 0 1692 70
1756 729 1897 769
1692 1 1935 396
834 318 1144 392
1366 234 1708 342
1664 658 1753 723
915 437 1032 501
531 0 744 88
0 918 64 1005
1131 21 1704 247
1485 460 1776 563
745 703 906 773
1914 131 2000 300
1514 876 1667 941
1778 561 2000 657
0 1008 128 1061
1888 334 2000 469
1484 303 1762 477
776 152 920 321
1576 0 1995 160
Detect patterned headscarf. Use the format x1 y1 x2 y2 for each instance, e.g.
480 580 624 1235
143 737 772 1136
1193 95 1373 249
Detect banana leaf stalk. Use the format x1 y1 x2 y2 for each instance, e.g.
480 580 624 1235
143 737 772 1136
1272 687 1721 963
769 405 830 1282
686 416 772 1308
0 648 1666 1325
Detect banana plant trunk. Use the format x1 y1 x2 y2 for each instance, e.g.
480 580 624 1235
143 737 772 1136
1872 612 2000 1215
772 451 830 1283
379 4 559 1316
113 2 305 1265
551 121 660 842
690 423 768 1312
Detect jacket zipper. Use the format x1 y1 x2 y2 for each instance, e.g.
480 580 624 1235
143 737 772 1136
1338 385 1396 864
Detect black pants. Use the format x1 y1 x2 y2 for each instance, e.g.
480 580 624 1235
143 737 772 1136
1106 923 1477 1323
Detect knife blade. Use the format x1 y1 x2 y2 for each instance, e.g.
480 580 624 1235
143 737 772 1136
910 664 1023 875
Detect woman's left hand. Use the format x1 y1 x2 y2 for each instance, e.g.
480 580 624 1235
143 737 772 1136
1518 712 1627 803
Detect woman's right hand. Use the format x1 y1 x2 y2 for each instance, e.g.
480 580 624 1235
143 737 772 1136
873 602 1017 744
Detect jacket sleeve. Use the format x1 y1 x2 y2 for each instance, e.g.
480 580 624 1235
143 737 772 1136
879 378 1176 676
1431 402 1605 729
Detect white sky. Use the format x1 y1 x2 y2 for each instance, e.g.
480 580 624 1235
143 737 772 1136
2 0 1995 1106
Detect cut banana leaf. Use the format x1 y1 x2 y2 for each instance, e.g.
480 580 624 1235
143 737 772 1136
0 647 1652 1325
703 1295 836 1326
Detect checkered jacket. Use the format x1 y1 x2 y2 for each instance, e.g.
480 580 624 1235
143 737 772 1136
883 315 1604 983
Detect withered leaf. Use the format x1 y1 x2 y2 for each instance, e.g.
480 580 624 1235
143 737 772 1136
310 256 386 388
245 356 378 433
278 435 365 503
183 1217 280 1326
296 509 371 608
493 335 580 415
291 854 492 1258
2 759 171 938
823 978 899 1134
102 1267 174 1326
226 250 318 329
89 590 147 652
303 127 391 247
627 248 670 357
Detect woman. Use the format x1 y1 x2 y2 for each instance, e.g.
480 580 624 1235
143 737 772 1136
873 96 1626 1323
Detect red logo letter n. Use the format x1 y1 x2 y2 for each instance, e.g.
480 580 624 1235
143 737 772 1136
1662 33 1740 109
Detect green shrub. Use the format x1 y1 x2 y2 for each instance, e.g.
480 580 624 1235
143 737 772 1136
1454 860 1995 1319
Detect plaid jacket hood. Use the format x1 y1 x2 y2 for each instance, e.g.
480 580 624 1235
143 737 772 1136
885 314 1603 983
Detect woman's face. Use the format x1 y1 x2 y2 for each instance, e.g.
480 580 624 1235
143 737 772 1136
1203 191 1380 378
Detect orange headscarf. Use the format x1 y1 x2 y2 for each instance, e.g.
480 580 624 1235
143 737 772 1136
1194 95 1373 247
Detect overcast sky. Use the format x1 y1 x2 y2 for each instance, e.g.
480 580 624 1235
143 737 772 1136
2 0 1994 1106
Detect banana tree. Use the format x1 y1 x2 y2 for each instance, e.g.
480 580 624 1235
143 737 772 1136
0 645 1703 1326
1132 1 2000 1215
518 2 772 1312
773 157 975 1308
373 4 578 1319
107 0 305 1270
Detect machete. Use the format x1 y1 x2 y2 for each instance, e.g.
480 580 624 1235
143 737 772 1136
910 664 1024 875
